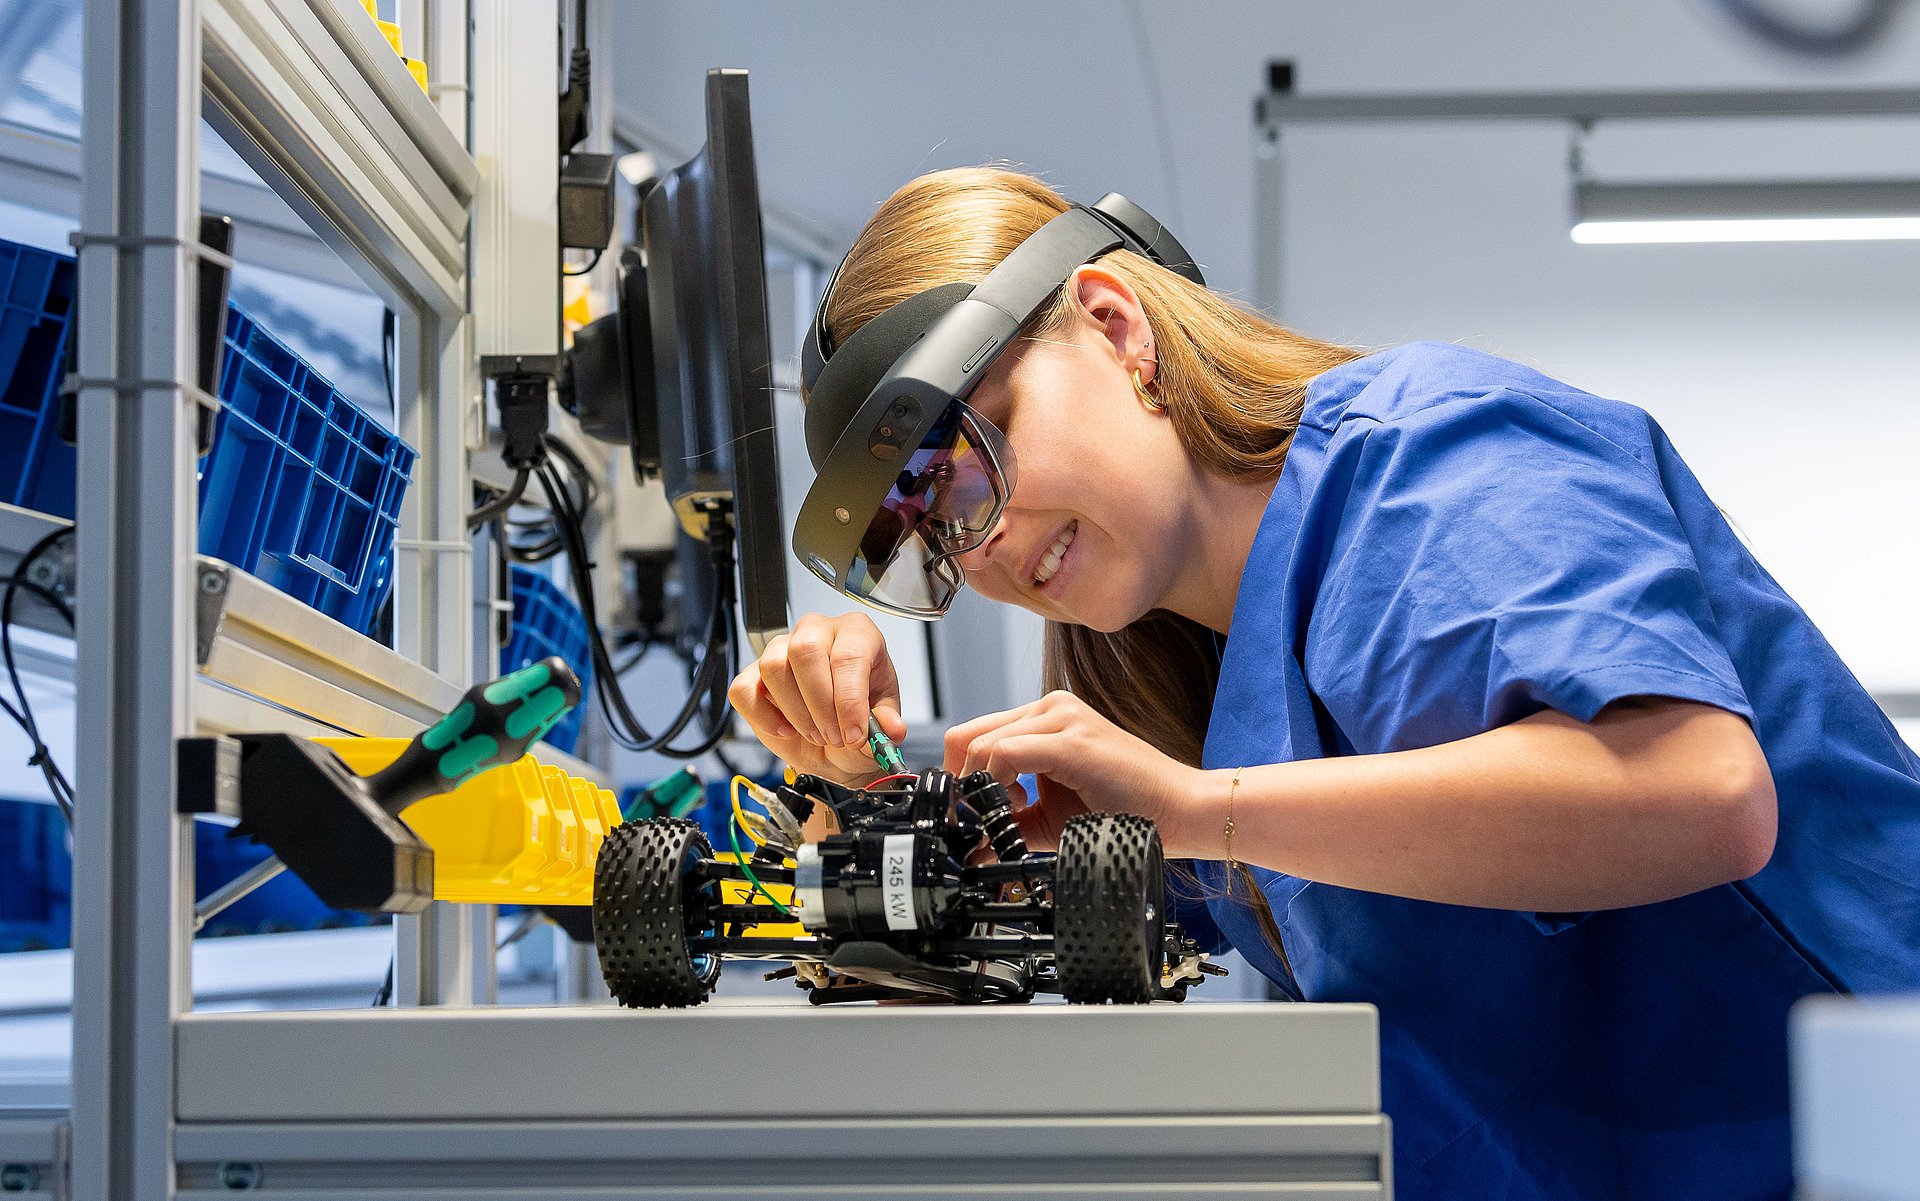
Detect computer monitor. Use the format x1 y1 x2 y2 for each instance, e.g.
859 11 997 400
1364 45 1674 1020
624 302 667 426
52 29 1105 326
632 67 789 654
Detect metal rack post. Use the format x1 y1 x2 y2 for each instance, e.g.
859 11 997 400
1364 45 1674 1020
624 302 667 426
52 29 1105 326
69 0 203 1194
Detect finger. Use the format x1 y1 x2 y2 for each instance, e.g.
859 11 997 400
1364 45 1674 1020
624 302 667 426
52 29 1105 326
783 617 847 746
730 679 844 778
756 644 826 745
828 618 889 750
1012 795 1071 852
728 671 797 742
872 700 908 745
943 701 1043 774
1012 777 1089 852
973 731 1065 789
956 711 1068 780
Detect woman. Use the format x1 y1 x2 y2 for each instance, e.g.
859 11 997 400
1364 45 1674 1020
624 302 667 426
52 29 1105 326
726 166 1920 1200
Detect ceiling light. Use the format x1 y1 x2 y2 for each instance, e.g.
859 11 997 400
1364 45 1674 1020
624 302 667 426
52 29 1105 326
1571 179 1920 244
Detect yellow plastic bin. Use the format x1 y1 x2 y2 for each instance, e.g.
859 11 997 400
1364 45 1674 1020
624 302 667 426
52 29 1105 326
318 738 611 905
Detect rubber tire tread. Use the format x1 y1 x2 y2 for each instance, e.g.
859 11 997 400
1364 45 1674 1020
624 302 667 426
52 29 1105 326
593 817 720 1008
1054 812 1164 1004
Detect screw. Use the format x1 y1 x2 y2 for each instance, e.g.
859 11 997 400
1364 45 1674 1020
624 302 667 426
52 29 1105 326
216 1161 262 1190
198 569 227 596
833 508 851 525
1 1164 38 1192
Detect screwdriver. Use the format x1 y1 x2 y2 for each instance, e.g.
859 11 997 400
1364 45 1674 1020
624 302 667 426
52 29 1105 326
867 711 907 775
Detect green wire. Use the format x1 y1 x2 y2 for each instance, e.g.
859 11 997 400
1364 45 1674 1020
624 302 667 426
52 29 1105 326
725 810 794 917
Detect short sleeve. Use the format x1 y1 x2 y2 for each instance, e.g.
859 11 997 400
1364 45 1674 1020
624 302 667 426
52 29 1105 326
1303 387 1753 758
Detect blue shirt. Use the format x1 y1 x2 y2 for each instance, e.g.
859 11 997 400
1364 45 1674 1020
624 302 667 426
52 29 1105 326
1190 342 1920 1201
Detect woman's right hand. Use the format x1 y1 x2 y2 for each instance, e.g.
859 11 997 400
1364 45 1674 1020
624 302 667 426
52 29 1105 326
728 611 908 785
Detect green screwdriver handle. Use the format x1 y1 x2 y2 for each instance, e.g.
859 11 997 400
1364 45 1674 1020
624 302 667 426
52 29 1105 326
364 657 584 815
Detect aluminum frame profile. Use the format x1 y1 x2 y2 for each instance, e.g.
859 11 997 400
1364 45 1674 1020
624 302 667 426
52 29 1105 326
0 1112 66 1200
201 0 476 320
165 1004 1390 1199
70 0 202 1193
0 119 371 292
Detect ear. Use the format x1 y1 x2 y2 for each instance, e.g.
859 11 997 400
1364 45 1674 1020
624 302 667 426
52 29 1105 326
1067 264 1156 384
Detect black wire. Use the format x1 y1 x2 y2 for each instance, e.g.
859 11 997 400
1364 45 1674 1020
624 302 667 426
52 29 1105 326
2 528 77 822
542 431 598 512
534 461 735 757
380 307 397 426
372 957 394 1007
499 434 596 564
467 468 530 529
561 247 604 277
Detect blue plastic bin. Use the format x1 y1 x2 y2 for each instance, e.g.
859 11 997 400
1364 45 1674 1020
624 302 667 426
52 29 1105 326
198 309 416 634
0 799 381 951
0 236 415 638
0 241 77 518
0 797 70 952
501 565 594 752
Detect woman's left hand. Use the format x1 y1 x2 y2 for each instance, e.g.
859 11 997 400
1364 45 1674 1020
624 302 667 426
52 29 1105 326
942 691 1203 853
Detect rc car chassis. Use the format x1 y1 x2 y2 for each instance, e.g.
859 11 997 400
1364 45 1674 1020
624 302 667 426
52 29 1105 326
591 769 1221 1006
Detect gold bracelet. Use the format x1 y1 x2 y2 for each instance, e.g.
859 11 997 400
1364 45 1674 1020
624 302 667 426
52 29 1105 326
1225 766 1245 876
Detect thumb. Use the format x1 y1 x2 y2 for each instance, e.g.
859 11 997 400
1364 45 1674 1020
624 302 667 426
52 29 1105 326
872 701 907 745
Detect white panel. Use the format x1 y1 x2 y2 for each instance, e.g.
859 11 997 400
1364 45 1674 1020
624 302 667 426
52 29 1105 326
470 0 559 356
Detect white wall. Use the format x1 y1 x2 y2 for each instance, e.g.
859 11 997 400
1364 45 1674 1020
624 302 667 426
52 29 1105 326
612 0 1920 712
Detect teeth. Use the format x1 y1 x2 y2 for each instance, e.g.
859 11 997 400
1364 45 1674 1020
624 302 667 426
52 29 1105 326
1033 521 1077 585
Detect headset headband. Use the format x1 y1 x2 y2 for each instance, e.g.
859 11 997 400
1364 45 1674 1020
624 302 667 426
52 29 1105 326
791 192 1201 607
800 193 1201 441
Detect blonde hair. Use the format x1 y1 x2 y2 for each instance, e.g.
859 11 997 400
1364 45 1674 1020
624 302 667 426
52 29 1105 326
820 166 1362 753
817 167 1364 950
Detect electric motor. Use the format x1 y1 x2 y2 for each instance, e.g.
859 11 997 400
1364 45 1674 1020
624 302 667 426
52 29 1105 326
793 829 962 937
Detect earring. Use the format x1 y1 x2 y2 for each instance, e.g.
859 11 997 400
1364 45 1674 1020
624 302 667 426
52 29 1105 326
1132 368 1164 412
1133 340 1164 411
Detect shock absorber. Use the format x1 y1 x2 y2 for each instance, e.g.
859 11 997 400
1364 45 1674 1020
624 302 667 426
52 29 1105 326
960 772 1028 862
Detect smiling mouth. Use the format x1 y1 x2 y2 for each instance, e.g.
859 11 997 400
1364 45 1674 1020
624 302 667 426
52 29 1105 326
1033 520 1077 587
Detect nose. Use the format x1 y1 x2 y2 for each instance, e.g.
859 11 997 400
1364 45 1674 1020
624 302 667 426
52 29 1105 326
953 514 1010 574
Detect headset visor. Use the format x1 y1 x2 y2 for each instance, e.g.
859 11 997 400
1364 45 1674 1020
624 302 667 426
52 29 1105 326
844 402 1015 617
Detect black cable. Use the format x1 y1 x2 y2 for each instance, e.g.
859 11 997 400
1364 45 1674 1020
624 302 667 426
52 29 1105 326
379 307 397 426
534 461 734 757
372 957 394 1007
500 434 596 564
561 247 604 277
2 528 77 822
1709 0 1900 55
467 469 530 529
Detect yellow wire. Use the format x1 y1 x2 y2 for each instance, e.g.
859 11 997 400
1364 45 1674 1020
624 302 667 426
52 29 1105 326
726 774 792 916
731 774 771 846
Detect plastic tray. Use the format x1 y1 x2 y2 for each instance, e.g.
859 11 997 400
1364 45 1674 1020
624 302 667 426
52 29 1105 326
199 309 416 633
0 797 71 952
501 566 594 752
320 738 622 905
0 235 415 638
0 240 78 518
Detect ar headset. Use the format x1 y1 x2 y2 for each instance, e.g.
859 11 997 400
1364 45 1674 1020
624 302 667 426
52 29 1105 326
795 193 1203 619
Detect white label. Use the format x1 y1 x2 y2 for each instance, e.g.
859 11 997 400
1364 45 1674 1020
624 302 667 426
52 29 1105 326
881 834 916 931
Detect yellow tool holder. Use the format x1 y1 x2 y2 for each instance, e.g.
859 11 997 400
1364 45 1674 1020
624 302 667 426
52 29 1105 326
319 738 621 905
358 2 429 94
